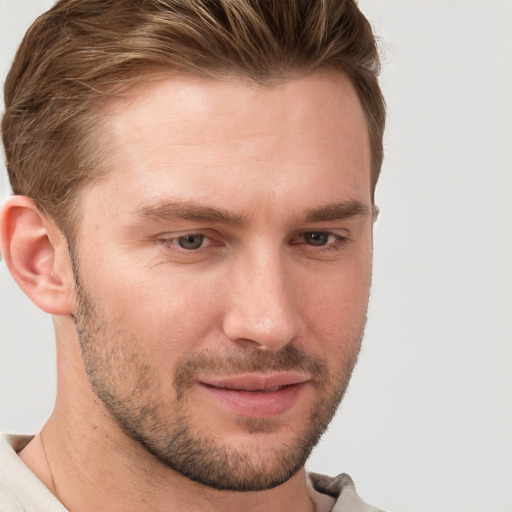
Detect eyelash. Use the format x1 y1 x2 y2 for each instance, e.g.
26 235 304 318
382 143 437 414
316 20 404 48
291 232 351 251
158 231 351 253
159 233 216 251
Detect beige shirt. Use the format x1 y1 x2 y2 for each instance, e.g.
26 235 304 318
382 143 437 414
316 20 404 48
0 434 382 512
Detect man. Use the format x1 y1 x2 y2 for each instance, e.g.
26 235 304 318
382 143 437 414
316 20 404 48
0 0 385 510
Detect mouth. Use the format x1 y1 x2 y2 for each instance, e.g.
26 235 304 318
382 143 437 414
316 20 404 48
197 372 310 418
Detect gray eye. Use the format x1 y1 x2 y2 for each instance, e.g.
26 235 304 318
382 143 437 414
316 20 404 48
178 234 205 250
303 232 330 246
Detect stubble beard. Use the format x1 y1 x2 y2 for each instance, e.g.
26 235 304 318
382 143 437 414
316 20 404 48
73 275 364 492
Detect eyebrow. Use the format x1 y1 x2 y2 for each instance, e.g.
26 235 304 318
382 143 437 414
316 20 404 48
132 201 248 227
132 199 369 228
302 200 369 223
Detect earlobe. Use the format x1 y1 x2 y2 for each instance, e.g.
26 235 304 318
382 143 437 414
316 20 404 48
1 196 75 315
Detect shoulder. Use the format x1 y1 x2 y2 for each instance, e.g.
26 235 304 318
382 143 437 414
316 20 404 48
0 435 32 511
0 484 26 512
309 472 385 512
0 434 67 512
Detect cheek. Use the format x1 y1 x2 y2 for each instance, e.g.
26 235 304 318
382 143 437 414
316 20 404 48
84 261 224 368
295 256 372 345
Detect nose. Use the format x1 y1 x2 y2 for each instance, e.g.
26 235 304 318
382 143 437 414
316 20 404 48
222 249 299 351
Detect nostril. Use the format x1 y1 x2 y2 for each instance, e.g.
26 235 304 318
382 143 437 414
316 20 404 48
222 311 297 351
222 261 298 349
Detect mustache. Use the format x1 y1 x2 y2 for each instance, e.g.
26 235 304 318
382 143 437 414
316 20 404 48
174 345 329 397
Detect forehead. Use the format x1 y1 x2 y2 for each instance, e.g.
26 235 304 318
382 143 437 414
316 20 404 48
107 70 369 161
81 70 371 223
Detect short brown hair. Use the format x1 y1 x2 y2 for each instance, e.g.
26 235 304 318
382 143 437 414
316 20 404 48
2 0 385 239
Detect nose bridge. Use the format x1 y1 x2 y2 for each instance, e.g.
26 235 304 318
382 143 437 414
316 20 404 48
223 243 298 350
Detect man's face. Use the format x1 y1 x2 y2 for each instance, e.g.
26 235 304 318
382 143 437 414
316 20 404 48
72 71 374 491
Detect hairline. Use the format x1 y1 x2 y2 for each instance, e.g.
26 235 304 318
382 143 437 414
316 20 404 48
63 65 375 246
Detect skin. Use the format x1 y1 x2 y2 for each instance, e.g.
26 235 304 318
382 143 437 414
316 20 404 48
2 70 375 512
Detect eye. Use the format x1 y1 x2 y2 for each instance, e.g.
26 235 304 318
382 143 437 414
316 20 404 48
290 230 351 256
300 231 345 247
175 234 207 250
154 231 223 262
302 232 333 246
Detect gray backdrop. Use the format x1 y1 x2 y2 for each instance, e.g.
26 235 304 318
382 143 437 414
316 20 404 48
1 1 511 511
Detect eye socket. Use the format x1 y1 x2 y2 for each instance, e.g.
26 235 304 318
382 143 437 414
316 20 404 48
176 234 207 250
302 232 332 246
290 231 351 255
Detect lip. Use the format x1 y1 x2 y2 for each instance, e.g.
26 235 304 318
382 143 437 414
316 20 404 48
200 372 310 391
197 372 310 418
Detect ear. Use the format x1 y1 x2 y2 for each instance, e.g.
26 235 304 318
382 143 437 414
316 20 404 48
1 196 75 315
372 204 380 222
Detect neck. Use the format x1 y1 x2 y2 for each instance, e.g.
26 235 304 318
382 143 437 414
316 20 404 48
22 416 317 512
20 321 322 512
20 390 318 512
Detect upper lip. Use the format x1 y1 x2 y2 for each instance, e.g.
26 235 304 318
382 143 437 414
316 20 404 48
198 372 310 392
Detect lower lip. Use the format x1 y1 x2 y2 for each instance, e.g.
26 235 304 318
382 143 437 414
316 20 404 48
198 383 305 418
